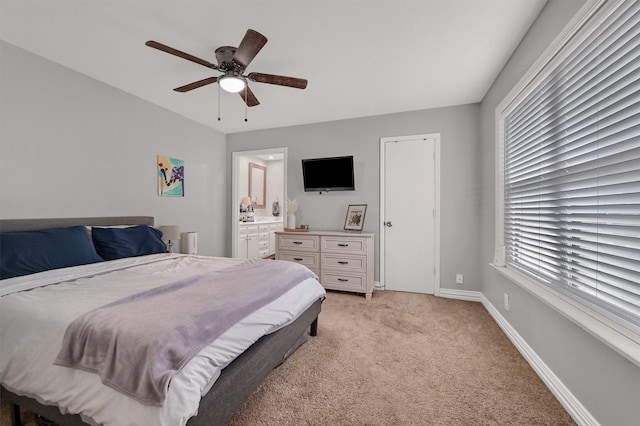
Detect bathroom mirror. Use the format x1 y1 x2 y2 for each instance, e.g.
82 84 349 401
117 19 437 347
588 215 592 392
249 162 266 208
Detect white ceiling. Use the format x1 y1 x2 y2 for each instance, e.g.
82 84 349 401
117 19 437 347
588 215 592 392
0 0 547 134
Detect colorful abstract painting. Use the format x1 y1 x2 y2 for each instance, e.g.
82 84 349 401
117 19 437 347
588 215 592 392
157 156 184 197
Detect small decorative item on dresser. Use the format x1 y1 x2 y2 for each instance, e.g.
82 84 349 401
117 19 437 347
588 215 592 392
344 204 367 231
287 198 299 229
287 213 296 230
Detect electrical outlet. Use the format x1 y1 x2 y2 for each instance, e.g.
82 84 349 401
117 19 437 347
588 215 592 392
456 274 464 284
504 293 510 311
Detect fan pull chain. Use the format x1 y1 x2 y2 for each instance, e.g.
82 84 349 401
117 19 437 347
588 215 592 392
244 88 248 122
217 86 221 121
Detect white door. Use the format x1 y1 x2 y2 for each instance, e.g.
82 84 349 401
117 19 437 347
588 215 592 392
380 134 439 294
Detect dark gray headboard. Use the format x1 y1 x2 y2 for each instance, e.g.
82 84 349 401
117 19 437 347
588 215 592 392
0 216 154 233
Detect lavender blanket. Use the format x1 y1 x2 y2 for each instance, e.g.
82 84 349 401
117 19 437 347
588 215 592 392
54 258 317 406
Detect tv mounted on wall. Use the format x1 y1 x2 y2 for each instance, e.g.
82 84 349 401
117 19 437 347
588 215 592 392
302 155 355 192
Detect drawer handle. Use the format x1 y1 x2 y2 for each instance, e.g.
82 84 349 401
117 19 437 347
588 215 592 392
294 257 303 261
293 241 303 245
338 278 349 282
338 243 349 247
338 261 349 265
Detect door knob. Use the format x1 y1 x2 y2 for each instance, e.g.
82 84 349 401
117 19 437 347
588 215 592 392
384 221 393 227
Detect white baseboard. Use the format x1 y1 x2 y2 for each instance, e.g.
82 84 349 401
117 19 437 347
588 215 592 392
477 293 599 426
437 287 482 302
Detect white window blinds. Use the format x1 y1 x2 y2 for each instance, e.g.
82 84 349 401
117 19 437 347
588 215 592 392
503 0 640 330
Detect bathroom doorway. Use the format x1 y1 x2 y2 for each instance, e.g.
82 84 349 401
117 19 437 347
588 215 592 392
231 147 287 258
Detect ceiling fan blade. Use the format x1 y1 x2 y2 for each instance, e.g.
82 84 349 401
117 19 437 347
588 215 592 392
247 72 308 89
239 86 260 107
145 41 218 69
232 29 268 69
174 77 219 93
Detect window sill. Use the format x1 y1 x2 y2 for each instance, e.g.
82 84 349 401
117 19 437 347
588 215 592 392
490 263 640 368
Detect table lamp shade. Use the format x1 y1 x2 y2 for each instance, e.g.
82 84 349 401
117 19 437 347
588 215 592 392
158 225 180 241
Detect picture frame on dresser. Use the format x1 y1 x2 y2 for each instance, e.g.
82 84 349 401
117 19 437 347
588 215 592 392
344 204 367 231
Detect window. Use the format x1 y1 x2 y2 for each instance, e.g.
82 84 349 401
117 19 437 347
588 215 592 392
495 0 640 360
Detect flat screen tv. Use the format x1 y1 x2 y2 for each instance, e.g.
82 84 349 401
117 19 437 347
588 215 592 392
302 155 355 192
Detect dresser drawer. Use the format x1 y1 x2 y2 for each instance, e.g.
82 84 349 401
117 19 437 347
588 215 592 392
321 254 366 273
239 225 259 236
321 236 367 255
321 272 366 292
278 234 320 252
278 250 320 270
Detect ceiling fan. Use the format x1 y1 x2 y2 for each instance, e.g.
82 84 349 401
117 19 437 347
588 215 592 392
145 29 307 108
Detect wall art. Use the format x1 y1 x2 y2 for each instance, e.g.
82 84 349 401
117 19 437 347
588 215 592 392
157 155 184 197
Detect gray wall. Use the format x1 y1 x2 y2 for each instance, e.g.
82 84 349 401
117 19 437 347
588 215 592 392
0 42 228 256
3 2 638 421
479 1 640 425
228 104 481 290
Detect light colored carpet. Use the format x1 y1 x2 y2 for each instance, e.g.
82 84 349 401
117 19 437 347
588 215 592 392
229 290 575 425
1 290 574 425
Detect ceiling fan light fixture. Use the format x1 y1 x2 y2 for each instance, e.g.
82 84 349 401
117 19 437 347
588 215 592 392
219 75 246 93
146 29 306 110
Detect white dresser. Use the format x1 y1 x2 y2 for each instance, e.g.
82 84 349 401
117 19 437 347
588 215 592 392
275 230 375 299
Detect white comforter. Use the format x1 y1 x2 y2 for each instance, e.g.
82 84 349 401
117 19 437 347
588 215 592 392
0 254 325 426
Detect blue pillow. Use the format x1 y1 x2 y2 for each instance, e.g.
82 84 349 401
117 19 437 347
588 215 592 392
0 226 104 280
92 225 167 260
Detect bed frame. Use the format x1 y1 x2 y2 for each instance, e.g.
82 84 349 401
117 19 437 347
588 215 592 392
0 216 322 426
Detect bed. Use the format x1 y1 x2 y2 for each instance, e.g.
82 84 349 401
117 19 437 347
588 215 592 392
0 216 325 426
